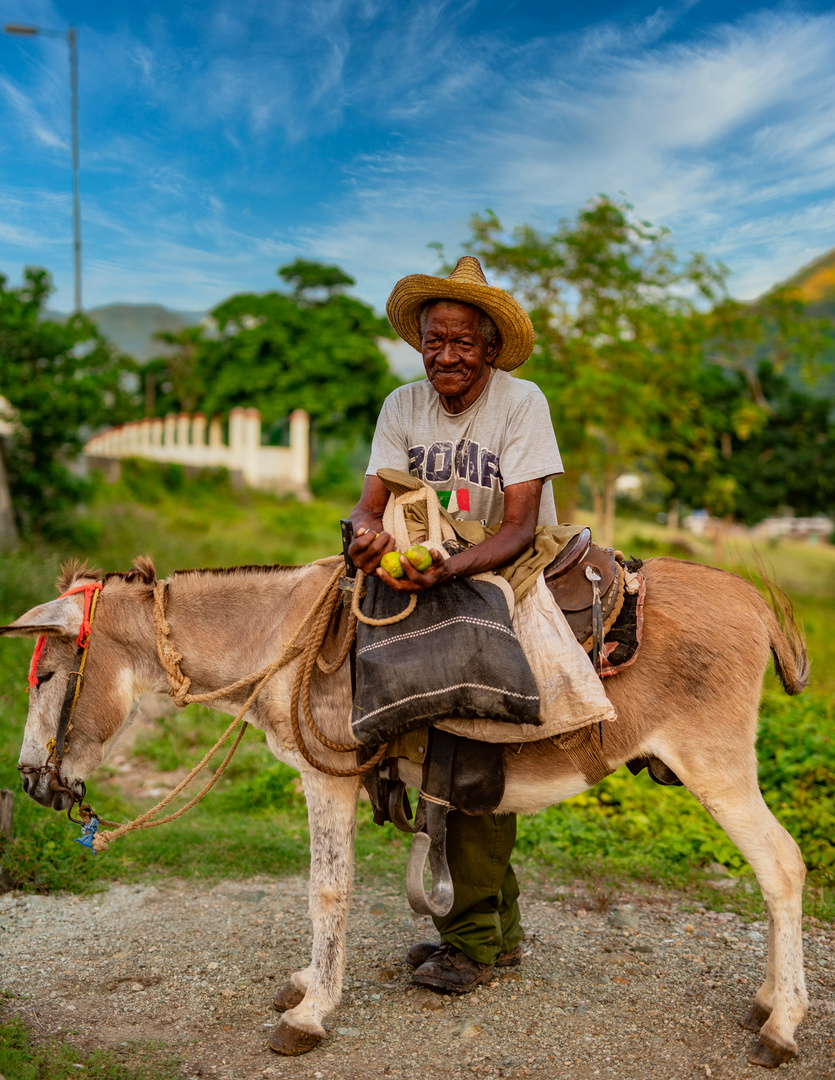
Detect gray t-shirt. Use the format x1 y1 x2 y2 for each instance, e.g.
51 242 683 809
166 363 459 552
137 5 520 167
366 368 563 526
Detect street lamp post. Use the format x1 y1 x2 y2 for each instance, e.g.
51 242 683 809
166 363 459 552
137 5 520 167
3 22 82 312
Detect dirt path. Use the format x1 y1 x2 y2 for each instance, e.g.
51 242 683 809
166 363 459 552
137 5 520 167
1 871 832 1080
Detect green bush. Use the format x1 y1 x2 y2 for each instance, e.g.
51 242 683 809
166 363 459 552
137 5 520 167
515 687 835 892
215 761 304 813
757 689 835 878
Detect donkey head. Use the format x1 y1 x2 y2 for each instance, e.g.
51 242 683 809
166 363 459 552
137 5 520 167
1 558 158 811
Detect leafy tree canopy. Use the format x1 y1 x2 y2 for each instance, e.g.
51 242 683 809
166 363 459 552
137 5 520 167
277 259 355 301
148 261 397 445
662 363 835 525
459 197 834 537
0 268 138 537
461 197 726 538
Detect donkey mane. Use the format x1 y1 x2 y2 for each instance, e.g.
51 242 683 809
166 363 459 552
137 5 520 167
86 558 315 595
170 562 311 578
57 558 103 592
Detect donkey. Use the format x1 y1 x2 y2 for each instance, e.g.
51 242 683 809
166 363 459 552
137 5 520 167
3 554 809 1066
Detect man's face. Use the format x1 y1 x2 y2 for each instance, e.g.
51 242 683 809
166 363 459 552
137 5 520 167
421 302 499 413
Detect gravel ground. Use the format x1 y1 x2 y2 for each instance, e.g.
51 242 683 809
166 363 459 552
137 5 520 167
1 872 832 1080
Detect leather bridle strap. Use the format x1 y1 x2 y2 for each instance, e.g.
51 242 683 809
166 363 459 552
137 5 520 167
26 582 104 768
51 583 103 766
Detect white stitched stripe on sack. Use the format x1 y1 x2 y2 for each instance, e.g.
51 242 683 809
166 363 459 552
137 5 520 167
357 615 517 656
352 683 540 726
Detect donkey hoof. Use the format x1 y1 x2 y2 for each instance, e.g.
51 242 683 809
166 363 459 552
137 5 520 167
740 1001 772 1032
273 981 306 1013
749 1034 797 1068
268 1019 323 1056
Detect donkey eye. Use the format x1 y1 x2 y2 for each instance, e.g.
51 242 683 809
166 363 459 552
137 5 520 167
37 671 55 685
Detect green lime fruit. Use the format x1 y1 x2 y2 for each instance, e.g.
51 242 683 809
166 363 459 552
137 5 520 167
405 544 433 572
380 551 405 578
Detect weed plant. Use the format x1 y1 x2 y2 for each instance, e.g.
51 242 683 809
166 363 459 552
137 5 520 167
0 1013 182 1080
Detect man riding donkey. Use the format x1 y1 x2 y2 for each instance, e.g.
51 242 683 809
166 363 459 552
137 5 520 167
348 257 614 994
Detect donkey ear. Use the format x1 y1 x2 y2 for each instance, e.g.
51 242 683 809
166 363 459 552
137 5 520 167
0 597 83 639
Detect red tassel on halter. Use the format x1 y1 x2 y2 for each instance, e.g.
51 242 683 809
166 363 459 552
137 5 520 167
25 582 103 690
70 583 102 649
27 635 47 692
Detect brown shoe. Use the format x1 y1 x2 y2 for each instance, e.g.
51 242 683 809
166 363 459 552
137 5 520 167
410 945 495 994
406 940 522 970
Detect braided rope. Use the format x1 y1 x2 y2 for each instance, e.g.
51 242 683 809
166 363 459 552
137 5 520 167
350 569 417 626
92 561 383 852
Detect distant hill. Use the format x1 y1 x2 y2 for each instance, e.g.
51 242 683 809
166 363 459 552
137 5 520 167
780 249 835 320
82 303 206 360
768 248 835 402
47 302 205 359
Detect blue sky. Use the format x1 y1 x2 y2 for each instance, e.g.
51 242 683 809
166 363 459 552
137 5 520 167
1 0 835 316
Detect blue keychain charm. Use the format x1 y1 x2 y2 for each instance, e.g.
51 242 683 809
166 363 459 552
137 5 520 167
74 816 99 854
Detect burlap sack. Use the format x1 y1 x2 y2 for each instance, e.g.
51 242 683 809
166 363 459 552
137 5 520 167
436 573 616 743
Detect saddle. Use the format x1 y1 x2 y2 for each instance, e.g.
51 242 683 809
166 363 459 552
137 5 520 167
544 528 645 676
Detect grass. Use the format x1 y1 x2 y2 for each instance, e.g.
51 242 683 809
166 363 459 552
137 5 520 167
0 466 833 920
0 1014 182 1080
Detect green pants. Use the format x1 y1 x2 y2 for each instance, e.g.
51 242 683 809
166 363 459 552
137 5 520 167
431 810 524 966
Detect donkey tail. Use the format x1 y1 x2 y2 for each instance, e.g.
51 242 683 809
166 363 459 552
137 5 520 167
759 571 810 697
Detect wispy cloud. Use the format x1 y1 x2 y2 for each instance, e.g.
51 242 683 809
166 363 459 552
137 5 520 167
0 76 68 150
303 7 835 302
1 1 834 311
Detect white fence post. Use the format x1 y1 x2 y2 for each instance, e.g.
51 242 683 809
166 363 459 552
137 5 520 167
289 410 310 493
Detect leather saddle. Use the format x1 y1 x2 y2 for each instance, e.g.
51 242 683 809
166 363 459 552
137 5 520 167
544 527 621 647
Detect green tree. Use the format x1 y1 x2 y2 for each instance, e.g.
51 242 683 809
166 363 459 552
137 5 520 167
0 268 138 537
144 325 204 417
146 261 398 448
664 362 835 525
701 288 833 406
461 198 834 543
463 197 726 543
277 258 355 301
658 291 834 549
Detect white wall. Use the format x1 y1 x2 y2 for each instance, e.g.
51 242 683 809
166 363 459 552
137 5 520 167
84 408 311 498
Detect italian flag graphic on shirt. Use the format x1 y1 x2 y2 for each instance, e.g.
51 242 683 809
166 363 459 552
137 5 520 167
437 489 470 514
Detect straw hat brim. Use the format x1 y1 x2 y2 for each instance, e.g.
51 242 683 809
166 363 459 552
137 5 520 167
386 274 535 371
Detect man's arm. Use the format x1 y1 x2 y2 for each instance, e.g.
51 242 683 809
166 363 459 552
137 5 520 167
348 476 545 591
347 475 398 574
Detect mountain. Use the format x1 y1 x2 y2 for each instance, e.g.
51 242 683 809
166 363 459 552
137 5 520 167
85 303 205 360
779 248 835 321
769 248 835 402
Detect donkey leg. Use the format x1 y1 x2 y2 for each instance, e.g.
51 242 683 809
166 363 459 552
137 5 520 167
740 912 777 1032
269 771 359 1055
650 740 806 1067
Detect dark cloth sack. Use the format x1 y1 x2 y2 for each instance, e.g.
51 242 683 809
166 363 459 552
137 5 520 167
351 574 541 746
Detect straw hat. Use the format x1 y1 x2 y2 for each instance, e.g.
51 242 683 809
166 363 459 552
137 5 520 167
386 256 535 371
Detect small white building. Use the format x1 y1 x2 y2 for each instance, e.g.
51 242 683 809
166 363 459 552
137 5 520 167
752 515 833 542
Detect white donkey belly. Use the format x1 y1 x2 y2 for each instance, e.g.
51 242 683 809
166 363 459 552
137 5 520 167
396 757 590 815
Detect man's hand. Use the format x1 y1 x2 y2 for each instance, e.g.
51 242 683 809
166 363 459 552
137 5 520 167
348 525 396 576
348 473 545 592
376 547 450 592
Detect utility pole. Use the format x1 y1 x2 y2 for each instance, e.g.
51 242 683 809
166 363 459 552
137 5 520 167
69 26 81 312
